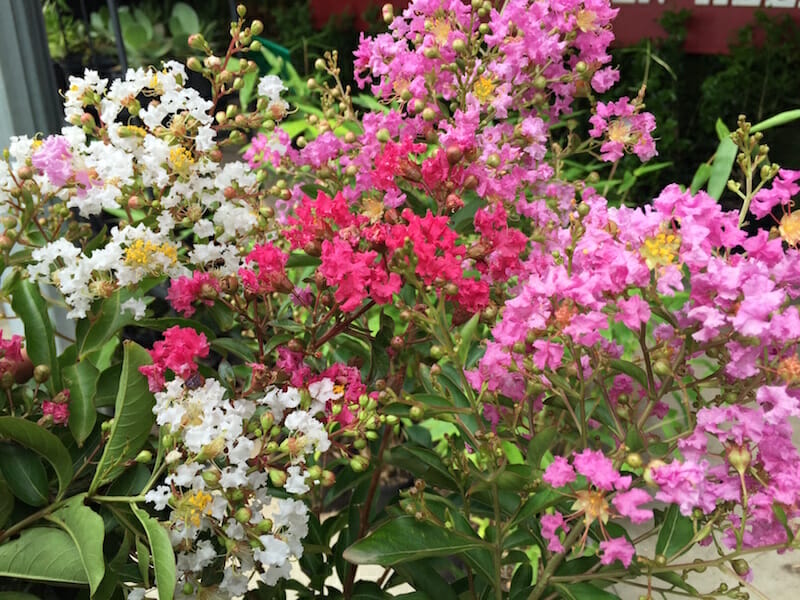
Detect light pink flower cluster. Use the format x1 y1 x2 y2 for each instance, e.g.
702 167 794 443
542 449 653 566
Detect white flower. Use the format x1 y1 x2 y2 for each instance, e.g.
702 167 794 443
177 539 216 573
144 485 172 510
254 535 289 567
284 410 331 454
121 297 147 320
260 387 301 423
285 465 310 494
220 567 250 596
257 75 286 103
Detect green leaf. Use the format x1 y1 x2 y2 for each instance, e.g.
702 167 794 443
136 537 151 587
169 2 199 34
653 571 699 594
0 593 40 600
0 526 89 584
286 252 322 268
344 516 487 565
0 416 73 499
527 427 557 469
554 583 621 599
707 137 738 200
655 504 694 559
0 473 13 527
63 361 99 446
393 560 458 600
74 290 136 360
609 359 648 389
751 109 800 133
690 163 712 194
89 342 154 493
0 443 48 506
715 118 731 142
457 313 480 367
210 337 256 363
132 505 176 600
45 494 105 594
11 280 62 393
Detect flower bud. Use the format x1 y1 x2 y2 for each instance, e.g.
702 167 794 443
314 58 327 71
376 128 391 143
452 38 466 54
234 507 252 523
321 470 336 486
269 469 287 487
350 456 369 472
188 34 206 50
727 445 751 475
446 145 463 165
251 20 264 36
236 4 246 17
410 405 425 422
33 364 50 383
382 3 394 24
134 450 153 463
202 470 220 486
422 107 437 122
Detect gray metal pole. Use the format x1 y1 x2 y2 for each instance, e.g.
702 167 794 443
0 0 63 148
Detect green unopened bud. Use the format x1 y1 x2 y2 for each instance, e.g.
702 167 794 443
452 38 466 53
236 4 246 18
234 506 252 523
202 470 220 486
314 58 327 72
251 20 264 36
350 456 369 472
188 34 206 50
183 583 194 595
486 153 501 168
626 452 643 469
269 469 287 487
533 75 548 90
422 107 437 122
575 61 587 74
228 488 244 502
353 438 367 450
410 405 425 422
186 56 203 72
33 364 50 383
376 128 391 143
731 558 750 576
321 470 336 486
134 450 153 463
256 518 273 534
727 445 751 475
652 359 671 377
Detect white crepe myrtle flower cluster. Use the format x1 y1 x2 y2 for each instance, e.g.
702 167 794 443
134 380 333 598
3 63 288 319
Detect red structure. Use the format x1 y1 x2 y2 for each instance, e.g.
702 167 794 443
309 0 800 54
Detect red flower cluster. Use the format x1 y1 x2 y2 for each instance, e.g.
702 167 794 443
139 326 210 392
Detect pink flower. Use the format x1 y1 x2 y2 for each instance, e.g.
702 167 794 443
239 243 291 295
573 448 623 491
31 135 73 187
651 459 714 516
139 326 210 392
167 272 221 317
543 456 576 487
589 98 657 162
532 340 564 370
540 512 569 553
42 394 70 425
615 296 651 330
612 488 654 524
599 537 635 567
749 169 800 219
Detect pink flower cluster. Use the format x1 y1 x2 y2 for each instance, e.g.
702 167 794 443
167 272 221 317
589 97 657 162
139 326 210 392
542 449 653 566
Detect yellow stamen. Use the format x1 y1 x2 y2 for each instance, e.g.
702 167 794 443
779 212 800 246
473 76 495 104
431 18 451 45
169 146 195 176
640 230 681 269
124 238 178 269
572 490 610 527
576 9 598 33
180 490 214 527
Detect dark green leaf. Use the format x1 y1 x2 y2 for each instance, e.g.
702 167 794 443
132 505 176 600
608 359 647 389
655 504 693 558
393 560 457 600
527 427 557 469
169 2 199 34
45 494 105 594
0 526 88 584
457 313 480 366
11 280 62 393
63 361 99 446
136 537 151 587
344 516 487 565
0 443 48 506
210 337 256 362
89 342 154 493
75 290 135 360
286 252 322 268
0 416 73 499
0 473 13 527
